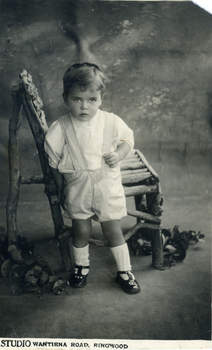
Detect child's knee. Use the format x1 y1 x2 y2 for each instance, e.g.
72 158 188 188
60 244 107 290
73 219 92 238
101 220 122 234
101 220 124 246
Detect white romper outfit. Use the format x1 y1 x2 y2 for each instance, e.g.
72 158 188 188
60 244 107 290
44 109 134 222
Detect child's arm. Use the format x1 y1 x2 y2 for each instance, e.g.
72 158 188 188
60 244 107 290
50 166 65 209
104 142 130 168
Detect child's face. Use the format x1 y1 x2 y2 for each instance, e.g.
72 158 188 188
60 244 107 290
65 87 102 122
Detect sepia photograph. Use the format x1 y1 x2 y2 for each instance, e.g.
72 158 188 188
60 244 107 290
0 0 211 348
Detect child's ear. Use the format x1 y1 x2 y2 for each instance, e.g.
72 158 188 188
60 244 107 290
63 93 68 106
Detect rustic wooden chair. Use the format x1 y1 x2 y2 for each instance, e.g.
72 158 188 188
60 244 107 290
6 70 164 272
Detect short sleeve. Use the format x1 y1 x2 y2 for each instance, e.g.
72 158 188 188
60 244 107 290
113 115 134 150
44 120 65 169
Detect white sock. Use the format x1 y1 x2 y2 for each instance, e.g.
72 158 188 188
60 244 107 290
110 243 132 273
72 244 90 275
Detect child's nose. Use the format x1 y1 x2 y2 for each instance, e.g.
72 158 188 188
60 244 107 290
81 100 88 109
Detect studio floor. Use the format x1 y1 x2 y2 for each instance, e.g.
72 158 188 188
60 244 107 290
0 150 211 342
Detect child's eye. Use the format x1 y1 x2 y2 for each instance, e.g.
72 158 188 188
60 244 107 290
90 98 97 102
73 98 81 102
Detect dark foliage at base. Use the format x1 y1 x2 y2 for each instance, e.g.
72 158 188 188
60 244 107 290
130 225 205 268
0 227 69 295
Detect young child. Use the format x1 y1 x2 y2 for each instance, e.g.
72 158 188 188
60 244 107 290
44 62 140 294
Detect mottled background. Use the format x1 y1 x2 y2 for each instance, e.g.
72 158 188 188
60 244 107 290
0 1 211 341
0 0 212 203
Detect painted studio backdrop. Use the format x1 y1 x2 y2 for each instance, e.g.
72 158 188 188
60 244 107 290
0 1 212 199
0 0 211 342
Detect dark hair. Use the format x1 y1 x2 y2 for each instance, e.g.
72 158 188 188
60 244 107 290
63 62 105 97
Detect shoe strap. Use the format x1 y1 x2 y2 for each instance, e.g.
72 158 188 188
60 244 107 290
118 270 134 280
74 265 89 276
118 270 133 274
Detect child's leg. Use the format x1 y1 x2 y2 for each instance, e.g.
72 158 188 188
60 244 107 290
100 220 125 247
72 218 92 248
71 218 92 288
101 220 140 294
101 220 131 274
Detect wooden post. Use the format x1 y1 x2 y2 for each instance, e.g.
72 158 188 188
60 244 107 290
124 222 161 242
127 209 161 224
146 179 163 216
18 70 72 271
124 184 158 197
145 178 164 268
151 229 164 269
6 90 22 246
128 149 164 269
136 149 160 183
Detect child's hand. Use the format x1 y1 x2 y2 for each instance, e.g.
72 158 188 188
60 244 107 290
103 152 119 168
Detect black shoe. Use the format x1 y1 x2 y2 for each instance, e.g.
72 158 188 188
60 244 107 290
116 271 141 294
70 265 89 288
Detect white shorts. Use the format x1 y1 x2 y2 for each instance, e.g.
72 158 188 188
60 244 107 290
63 168 127 222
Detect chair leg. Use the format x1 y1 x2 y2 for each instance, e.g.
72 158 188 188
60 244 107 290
133 192 164 269
151 229 164 269
6 91 23 246
47 195 73 272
